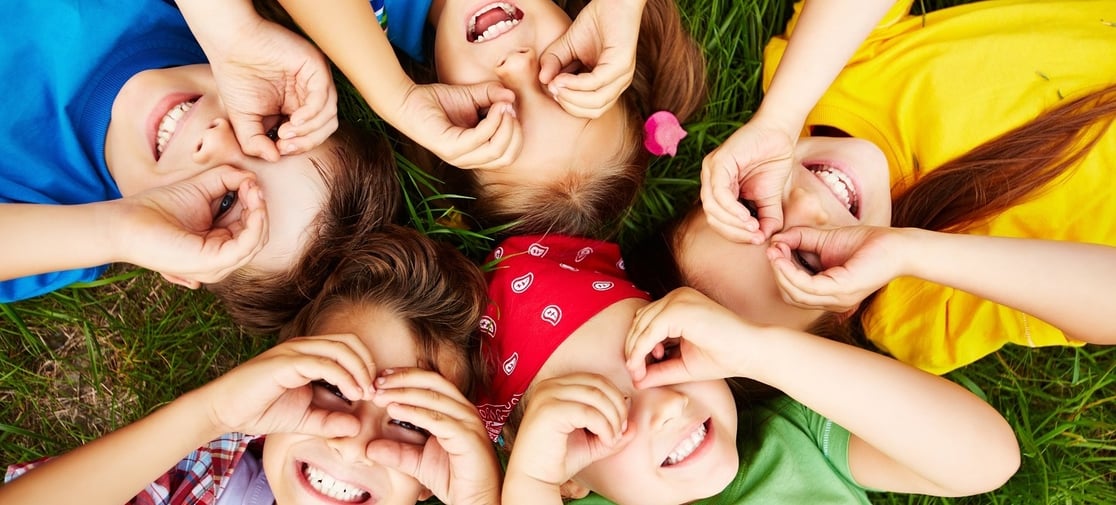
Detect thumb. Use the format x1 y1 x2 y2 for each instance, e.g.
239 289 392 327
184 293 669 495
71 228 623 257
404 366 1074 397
632 359 691 390
227 112 280 162
462 81 516 109
294 410 361 439
366 439 426 478
539 32 576 85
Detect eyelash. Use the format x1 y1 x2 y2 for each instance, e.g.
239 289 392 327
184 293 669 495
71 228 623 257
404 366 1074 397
792 250 821 275
311 380 351 405
390 419 431 438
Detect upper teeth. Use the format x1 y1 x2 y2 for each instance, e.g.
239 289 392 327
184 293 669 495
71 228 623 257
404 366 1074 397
809 165 857 214
469 2 519 43
664 422 707 466
302 463 370 503
155 100 195 156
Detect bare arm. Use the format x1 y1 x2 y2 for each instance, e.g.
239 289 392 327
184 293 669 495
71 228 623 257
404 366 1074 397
900 229 1116 344
626 288 1020 497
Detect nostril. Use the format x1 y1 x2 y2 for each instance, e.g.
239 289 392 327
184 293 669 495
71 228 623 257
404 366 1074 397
195 140 203 153
517 48 529 54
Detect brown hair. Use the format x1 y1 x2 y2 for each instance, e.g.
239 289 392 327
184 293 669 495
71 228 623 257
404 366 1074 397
464 0 708 239
208 124 402 334
282 225 488 395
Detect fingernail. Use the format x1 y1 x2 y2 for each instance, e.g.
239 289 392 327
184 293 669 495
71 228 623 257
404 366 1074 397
279 129 296 140
621 420 629 434
381 368 395 376
376 377 386 386
280 145 296 155
503 103 517 119
547 84 560 100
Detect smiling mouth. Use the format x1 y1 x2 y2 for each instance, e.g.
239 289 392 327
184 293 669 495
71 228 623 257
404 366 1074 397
662 419 709 467
155 98 197 159
301 462 372 503
807 164 860 217
468 2 523 43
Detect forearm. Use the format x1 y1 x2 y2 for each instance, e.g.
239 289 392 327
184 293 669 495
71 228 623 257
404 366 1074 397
0 391 224 504
757 0 895 131
747 327 1016 493
899 228 1116 343
277 0 415 127
177 0 262 57
0 203 119 280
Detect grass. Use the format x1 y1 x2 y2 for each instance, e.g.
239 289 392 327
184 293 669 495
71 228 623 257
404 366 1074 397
2 0 1113 503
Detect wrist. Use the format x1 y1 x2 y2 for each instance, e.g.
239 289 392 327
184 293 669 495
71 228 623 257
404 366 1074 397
177 0 262 56
749 105 806 139
894 227 941 281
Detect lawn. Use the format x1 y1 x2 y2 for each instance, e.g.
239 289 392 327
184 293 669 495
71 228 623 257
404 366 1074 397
2 0 1113 503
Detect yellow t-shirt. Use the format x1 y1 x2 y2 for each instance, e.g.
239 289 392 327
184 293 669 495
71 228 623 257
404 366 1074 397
763 0 1116 373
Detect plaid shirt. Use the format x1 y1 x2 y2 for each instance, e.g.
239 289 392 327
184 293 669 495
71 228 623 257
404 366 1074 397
5 433 259 505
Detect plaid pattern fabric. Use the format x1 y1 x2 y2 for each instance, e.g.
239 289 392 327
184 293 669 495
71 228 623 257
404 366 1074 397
5 433 258 505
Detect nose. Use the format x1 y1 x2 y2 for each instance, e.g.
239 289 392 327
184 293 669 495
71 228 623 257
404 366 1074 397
325 403 384 464
192 118 246 167
494 47 548 104
635 387 689 431
783 186 831 228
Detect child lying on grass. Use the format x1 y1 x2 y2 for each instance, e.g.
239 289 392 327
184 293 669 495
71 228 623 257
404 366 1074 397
2 226 498 505
478 234 1019 504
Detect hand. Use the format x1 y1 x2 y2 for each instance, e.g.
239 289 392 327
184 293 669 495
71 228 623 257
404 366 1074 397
364 368 501 505
700 117 798 244
198 334 377 438
768 225 908 312
112 166 268 288
206 17 338 161
396 82 522 170
538 0 644 118
625 288 758 387
506 373 632 490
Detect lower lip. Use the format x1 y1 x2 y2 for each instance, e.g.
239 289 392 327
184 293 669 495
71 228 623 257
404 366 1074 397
664 419 714 469
294 461 374 505
147 93 198 161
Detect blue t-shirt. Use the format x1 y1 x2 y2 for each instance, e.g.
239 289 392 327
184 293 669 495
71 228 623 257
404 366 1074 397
381 0 433 61
1 0 205 302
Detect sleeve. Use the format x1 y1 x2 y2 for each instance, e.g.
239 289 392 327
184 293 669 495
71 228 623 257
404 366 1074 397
773 399 856 483
0 266 107 304
5 433 257 505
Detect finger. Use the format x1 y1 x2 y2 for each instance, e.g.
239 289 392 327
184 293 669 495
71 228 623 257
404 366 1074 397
278 84 339 154
374 367 470 405
384 402 485 455
228 113 281 162
210 178 268 272
752 198 787 242
464 81 517 109
365 439 424 479
634 356 694 389
276 114 338 156
700 160 762 243
302 334 378 398
277 337 375 399
768 255 841 310
546 380 627 442
286 65 337 129
538 34 578 85
373 388 478 427
451 104 523 169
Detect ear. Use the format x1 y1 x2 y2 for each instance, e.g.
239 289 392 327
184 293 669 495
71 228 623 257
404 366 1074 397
159 272 202 290
560 479 591 499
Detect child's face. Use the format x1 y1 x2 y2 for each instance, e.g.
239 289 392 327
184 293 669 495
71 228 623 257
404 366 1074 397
105 64 331 273
536 299 740 505
677 137 892 329
431 0 631 188
262 304 437 505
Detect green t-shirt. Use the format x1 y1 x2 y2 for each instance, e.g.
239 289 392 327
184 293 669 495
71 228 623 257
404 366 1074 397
570 398 867 504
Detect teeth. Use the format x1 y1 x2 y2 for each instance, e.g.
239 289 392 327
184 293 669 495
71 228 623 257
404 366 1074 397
809 165 857 214
302 463 370 503
474 18 520 43
468 2 520 43
155 100 196 156
664 422 707 466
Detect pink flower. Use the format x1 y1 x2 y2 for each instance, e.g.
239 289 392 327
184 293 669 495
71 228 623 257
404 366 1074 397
643 110 688 157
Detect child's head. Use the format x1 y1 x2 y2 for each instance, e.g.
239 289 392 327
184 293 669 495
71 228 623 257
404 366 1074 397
264 225 487 504
478 235 739 505
626 136 891 331
430 0 706 237
112 64 403 332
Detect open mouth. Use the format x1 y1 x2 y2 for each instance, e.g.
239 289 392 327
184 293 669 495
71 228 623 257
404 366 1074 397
662 419 710 467
807 164 860 218
467 2 524 43
300 462 373 503
154 98 198 159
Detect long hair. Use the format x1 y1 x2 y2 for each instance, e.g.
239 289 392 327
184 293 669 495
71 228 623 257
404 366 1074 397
466 0 708 239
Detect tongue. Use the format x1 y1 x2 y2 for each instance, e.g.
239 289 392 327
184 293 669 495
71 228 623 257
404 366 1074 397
474 7 511 37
